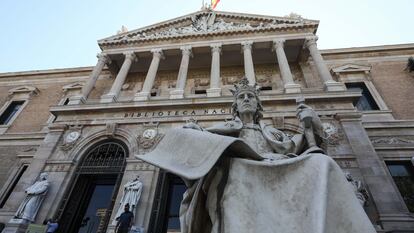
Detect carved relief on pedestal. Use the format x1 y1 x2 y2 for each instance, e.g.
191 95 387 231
137 122 164 154
60 125 83 151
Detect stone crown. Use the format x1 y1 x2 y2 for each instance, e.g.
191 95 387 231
231 77 259 97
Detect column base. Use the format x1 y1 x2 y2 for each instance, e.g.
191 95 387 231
100 94 117 103
2 218 29 233
206 88 221 97
324 81 346 92
134 91 150 101
169 89 184 99
68 95 86 105
284 83 301 94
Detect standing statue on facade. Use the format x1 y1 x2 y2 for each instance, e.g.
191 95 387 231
137 78 376 233
113 176 143 224
15 172 49 223
345 172 369 206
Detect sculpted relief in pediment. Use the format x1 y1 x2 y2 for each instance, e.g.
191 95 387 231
111 12 302 41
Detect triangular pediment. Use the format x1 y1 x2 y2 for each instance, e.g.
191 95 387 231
99 10 318 48
63 82 84 91
8 86 39 95
331 64 372 73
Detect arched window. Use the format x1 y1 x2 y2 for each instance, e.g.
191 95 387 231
77 141 127 174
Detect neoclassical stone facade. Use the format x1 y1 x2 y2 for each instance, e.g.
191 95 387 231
0 9 413 233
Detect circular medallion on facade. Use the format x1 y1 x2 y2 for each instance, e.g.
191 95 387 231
142 129 157 140
322 122 337 136
66 131 80 143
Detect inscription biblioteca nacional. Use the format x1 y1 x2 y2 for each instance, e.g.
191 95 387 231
123 108 231 118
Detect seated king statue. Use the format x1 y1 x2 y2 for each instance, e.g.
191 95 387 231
136 77 376 233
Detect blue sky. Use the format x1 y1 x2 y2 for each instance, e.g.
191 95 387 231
0 0 412 73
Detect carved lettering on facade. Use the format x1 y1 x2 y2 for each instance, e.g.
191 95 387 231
124 108 231 119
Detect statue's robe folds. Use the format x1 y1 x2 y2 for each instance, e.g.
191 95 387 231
137 128 376 233
15 180 49 222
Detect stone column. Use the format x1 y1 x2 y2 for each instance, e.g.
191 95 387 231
305 36 345 91
69 53 110 104
242 41 256 85
101 51 137 103
273 39 301 93
337 112 414 230
134 49 164 101
207 43 222 97
170 46 192 99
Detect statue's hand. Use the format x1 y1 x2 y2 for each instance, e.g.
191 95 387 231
296 103 313 121
183 122 203 131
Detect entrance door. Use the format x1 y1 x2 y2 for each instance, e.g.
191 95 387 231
77 176 116 233
56 141 127 233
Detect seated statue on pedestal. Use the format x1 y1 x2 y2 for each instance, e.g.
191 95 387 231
137 78 375 233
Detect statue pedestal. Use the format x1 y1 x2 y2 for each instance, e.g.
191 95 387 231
1 219 29 233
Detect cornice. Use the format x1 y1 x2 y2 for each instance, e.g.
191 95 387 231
99 24 317 49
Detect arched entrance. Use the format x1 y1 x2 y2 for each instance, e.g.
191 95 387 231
56 140 128 233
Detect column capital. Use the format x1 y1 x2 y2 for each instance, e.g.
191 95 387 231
305 36 318 48
123 51 138 62
210 43 222 53
272 39 286 49
241 41 253 51
180 46 193 57
151 49 165 59
96 53 111 64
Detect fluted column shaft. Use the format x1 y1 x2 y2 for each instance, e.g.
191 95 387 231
69 53 110 104
101 51 136 103
242 41 255 85
207 43 222 97
305 36 345 91
273 39 301 93
135 49 164 101
170 46 192 99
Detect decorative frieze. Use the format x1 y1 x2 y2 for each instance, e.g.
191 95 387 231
371 137 414 145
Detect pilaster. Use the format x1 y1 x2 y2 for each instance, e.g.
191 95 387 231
336 112 414 230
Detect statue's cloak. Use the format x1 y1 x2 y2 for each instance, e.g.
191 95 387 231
136 128 376 233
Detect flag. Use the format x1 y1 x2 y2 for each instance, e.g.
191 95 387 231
211 0 220 9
